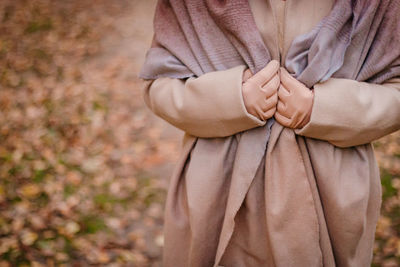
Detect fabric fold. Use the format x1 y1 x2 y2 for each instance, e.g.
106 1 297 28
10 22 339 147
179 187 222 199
263 123 321 266
213 120 273 266
140 0 400 266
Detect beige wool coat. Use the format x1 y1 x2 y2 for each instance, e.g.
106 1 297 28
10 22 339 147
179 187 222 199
142 0 400 266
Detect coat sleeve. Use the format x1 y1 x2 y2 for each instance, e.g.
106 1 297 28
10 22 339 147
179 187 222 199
295 77 400 147
141 65 266 138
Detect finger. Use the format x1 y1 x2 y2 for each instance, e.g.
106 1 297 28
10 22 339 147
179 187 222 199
242 69 253 83
247 60 280 87
261 74 280 97
276 100 291 118
263 91 278 111
246 106 261 120
278 84 290 101
254 106 267 121
280 67 302 92
261 107 276 120
274 111 292 127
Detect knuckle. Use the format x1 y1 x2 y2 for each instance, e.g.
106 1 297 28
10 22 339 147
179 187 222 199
272 93 278 102
277 91 283 100
271 75 280 89
262 84 272 95
257 68 269 78
278 86 285 97
269 60 280 71
263 110 273 120
275 115 284 125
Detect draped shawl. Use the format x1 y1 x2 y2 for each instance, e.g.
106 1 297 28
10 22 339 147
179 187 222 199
140 0 400 266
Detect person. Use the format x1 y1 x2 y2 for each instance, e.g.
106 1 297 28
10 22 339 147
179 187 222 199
140 0 400 266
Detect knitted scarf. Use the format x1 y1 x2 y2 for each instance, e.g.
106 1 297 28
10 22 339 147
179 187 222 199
140 0 400 87
140 1 400 265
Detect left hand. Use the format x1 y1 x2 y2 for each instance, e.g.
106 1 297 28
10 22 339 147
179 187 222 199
274 67 314 129
241 60 280 121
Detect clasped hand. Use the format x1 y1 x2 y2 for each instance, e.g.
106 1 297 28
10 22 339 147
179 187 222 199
242 60 314 129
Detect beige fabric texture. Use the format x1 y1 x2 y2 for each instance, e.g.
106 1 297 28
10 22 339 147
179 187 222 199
295 78 400 147
143 65 265 138
142 0 400 266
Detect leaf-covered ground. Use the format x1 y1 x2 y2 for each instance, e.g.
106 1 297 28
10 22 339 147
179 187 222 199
0 1 399 266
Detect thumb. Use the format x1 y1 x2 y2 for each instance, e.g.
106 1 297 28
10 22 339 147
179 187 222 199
242 68 253 83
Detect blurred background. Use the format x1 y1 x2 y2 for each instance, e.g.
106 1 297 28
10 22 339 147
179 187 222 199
0 0 399 266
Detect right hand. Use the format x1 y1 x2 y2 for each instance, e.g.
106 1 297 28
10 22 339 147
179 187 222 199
241 60 280 121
